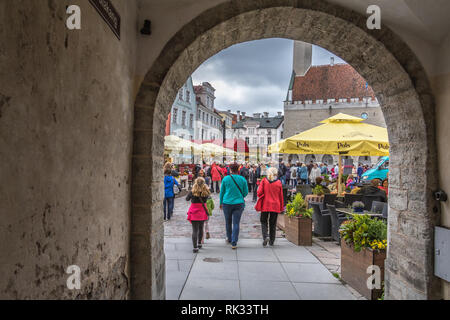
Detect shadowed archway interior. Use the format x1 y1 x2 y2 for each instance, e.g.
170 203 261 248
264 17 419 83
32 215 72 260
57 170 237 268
131 1 440 300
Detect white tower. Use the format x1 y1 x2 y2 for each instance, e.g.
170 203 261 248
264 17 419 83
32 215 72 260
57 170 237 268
293 41 312 76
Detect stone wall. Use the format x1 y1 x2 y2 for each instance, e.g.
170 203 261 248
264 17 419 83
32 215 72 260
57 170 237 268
136 1 440 300
0 0 138 299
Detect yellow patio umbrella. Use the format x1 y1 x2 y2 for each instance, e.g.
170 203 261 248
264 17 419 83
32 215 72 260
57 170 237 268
268 113 389 193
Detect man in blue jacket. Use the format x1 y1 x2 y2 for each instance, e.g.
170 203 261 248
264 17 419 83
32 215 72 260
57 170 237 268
164 167 180 221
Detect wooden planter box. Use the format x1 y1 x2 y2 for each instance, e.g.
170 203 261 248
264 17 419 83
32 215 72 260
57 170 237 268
341 239 386 300
285 216 312 246
277 213 286 231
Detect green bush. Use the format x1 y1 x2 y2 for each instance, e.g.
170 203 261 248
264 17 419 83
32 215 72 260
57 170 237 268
339 214 387 252
286 193 313 219
312 185 324 196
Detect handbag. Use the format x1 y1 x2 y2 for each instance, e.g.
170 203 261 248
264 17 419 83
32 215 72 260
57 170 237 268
198 196 210 217
172 176 180 195
230 175 245 198
254 178 265 212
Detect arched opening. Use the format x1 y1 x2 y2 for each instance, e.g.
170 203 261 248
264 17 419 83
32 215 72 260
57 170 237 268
322 155 334 166
304 154 316 164
131 1 439 300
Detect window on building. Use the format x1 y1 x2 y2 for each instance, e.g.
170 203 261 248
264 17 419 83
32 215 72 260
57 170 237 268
253 137 257 145
249 128 255 135
202 112 205 122
179 89 183 101
189 114 194 128
327 98 335 103
245 137 250 146
268 137 272 145
316 99 323 104
267 129 271 135
260 137 264 144
182 111 186 126
186 90 190 103
173 108 178 123
207 96 210 108
206 114 209 124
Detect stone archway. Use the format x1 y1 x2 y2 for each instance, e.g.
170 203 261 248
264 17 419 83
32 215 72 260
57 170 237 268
131 1 439 300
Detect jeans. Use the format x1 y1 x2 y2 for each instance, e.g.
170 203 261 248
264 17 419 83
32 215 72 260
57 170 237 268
280 176 286 185
191 221 204 249
260 212 278 243
223 203 245 246
164 197 175 220
212 180 221 193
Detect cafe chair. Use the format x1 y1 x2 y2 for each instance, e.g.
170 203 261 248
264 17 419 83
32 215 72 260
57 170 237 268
335 194 363 208
327 204 349 243
382 203 388 219
363 195 384 211
311 203 331 237
323 193 337 207
371 201 385 214
296 184 312 199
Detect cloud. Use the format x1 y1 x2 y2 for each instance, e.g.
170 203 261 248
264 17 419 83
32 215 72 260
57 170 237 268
192 38 347 116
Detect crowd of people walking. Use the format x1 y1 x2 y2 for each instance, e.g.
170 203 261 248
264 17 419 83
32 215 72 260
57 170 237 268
163 159 388 252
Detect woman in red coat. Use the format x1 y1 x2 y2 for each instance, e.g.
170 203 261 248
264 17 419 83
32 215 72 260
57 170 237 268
255 167 284 246
210 162 223 193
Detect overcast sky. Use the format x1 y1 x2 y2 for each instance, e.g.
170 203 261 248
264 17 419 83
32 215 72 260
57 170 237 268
192 38 346 116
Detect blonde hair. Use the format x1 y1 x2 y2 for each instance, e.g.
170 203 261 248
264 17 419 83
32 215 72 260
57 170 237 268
192 177 211 197
267 167 278 181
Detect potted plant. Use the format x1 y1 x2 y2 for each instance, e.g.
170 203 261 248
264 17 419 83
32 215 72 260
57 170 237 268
285 193 313 246
352 201 365 213
339 215 387 300
312 184 324 196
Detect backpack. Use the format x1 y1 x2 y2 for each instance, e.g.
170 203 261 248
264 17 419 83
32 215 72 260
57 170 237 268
291 168 297 178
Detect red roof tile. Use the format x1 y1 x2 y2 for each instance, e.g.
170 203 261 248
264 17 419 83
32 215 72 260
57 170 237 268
292 64 375 102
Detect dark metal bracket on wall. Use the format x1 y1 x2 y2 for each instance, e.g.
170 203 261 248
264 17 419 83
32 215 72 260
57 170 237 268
89 0 121 40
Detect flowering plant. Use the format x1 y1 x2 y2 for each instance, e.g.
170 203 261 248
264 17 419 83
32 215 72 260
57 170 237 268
352 201 365 209
339 214 387 252
312 185 324 196
286 193 313 219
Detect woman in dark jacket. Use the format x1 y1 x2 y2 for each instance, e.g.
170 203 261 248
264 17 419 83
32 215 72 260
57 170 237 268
256 167 284 247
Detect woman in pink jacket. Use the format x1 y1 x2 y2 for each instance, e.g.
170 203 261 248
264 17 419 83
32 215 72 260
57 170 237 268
186 177 211 253
255 167 284 247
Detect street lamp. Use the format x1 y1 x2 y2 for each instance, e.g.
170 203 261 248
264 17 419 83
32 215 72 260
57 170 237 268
222 119 226 164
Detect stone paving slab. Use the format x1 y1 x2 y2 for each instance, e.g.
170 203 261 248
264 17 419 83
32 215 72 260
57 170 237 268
165 192 280 239
180 278 241 300
168 238 359 300
240 280 300 300
292 282 357 300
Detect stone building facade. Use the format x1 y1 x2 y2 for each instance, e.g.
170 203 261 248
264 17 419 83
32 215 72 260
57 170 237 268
169 76 196 140
283 41 386 166
194 82 223 141
232 112 284 163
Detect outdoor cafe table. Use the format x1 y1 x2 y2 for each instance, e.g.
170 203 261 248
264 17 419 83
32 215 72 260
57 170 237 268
335 207 384 219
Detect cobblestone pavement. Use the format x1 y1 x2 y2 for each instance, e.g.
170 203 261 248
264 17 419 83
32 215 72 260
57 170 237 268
164 190 283 240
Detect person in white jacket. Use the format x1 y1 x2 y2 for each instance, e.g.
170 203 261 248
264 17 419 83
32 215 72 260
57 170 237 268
309 163 322 184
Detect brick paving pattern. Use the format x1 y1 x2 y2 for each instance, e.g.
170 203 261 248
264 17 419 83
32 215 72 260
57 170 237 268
164 191 275 240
